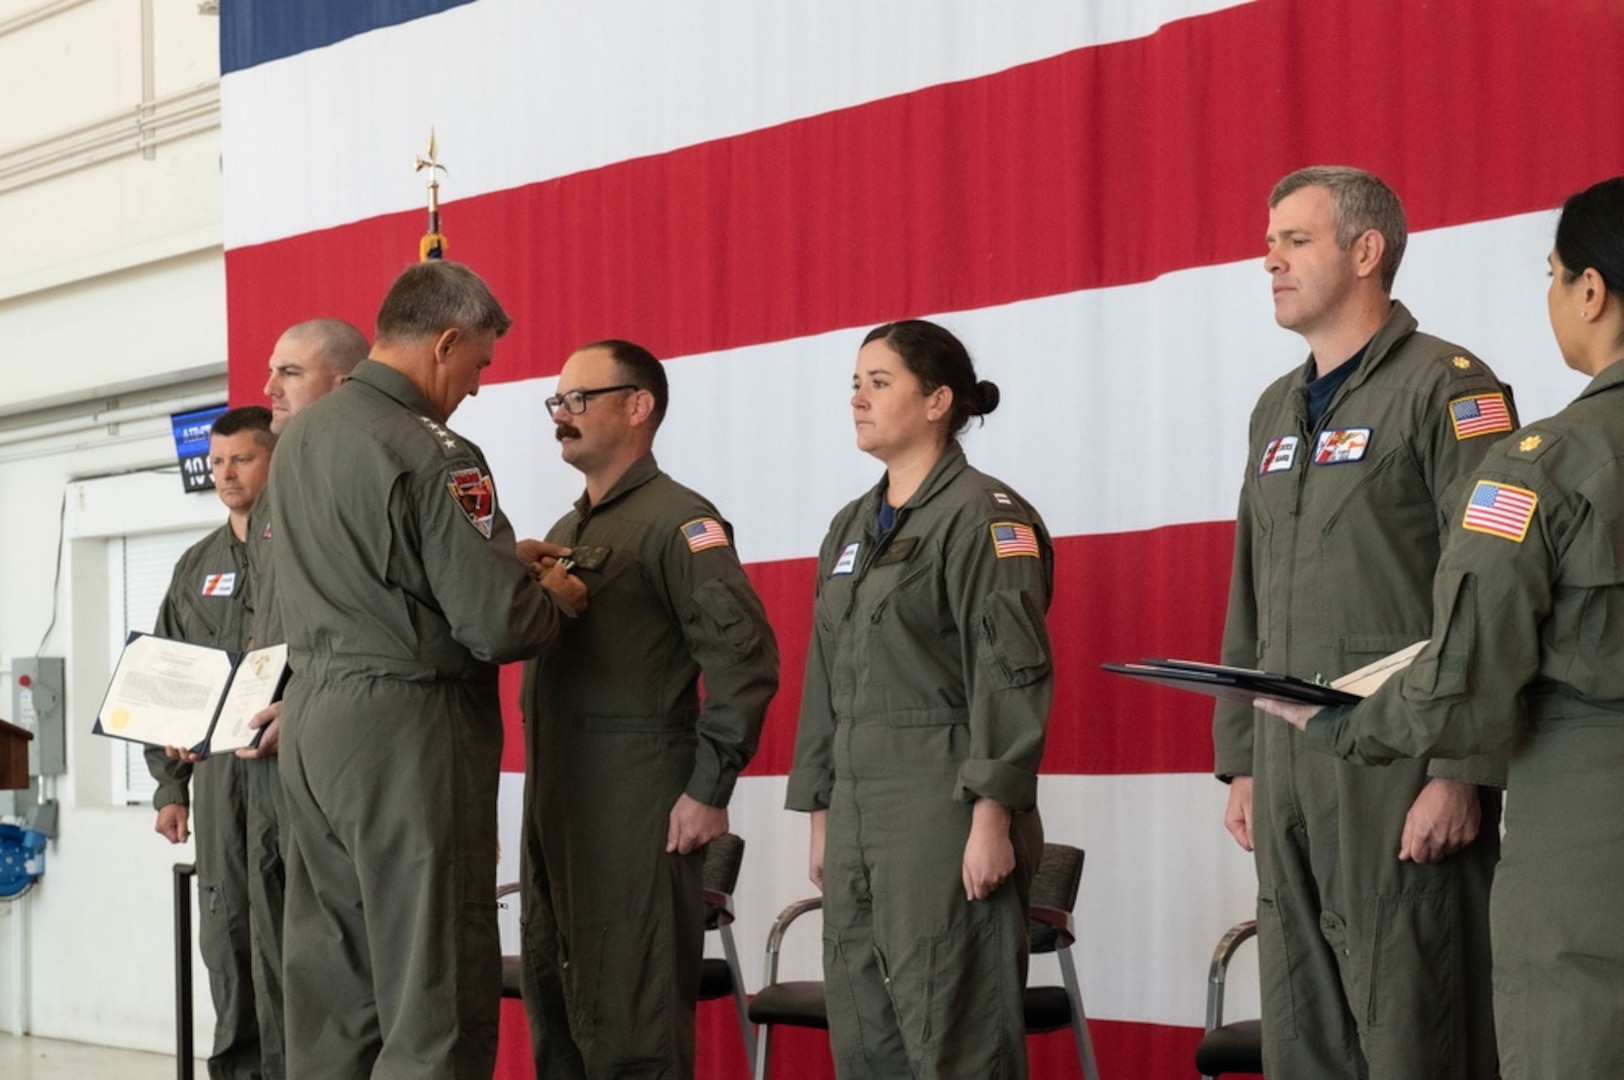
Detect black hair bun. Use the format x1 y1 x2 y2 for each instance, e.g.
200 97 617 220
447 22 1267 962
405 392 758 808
973 379 1000 416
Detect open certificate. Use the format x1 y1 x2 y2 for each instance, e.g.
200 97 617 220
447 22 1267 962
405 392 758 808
93 634 289 754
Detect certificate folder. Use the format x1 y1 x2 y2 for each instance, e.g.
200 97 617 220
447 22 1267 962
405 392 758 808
1102 641 1426 707
93 633 290 754
1102 658 1362 706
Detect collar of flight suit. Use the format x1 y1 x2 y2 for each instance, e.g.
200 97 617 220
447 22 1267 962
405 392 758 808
572 452 663 519
1575 355 1624 402
1297 298 1421 393
860 439 971 538
344 357 443 421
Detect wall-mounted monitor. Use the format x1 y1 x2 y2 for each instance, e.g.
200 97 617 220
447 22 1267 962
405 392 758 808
170 404 228 494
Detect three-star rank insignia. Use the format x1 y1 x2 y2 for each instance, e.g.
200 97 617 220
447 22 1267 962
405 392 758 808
447 467 495 538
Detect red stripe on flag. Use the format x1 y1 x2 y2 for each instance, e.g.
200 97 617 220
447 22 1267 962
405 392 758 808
499 519 1234 778
227 0 1624 401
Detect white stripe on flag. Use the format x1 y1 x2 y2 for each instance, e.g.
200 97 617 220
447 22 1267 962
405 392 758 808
221 0 1259 248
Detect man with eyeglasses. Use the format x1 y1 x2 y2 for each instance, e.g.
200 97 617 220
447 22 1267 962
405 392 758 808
516 339 780 1079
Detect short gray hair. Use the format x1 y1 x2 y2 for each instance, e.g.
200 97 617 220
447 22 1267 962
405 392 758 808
374 261 512 343
1271 166 1407 291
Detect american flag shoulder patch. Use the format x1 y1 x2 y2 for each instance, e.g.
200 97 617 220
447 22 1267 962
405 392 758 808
1449 392 1514 440
681 517 729 552
1461 480 1537 542
990 521 1040 559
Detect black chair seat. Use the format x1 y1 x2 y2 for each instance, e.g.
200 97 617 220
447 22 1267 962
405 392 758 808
698 956 735 1000
1023 985 1073 1033
748 981 830 1029
1194 1019 1263 1075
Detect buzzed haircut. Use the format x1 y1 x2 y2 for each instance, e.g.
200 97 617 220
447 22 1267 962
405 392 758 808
1271 166 1408 292
374 261 512 344
281 318 370 377
580 338 669 426
212 404 276 451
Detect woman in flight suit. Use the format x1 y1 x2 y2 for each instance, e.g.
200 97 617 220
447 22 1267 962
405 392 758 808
1262 175 1624 1079
786 319 1055 1078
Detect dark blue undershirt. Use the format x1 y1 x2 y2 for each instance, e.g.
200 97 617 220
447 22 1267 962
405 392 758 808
1306 343 1367 428
877 500 898 537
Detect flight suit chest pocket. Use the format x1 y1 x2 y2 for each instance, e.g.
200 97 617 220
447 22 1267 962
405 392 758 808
1316 445 1430 535
862 560 936 624
186 595 229 644
815 570 855 635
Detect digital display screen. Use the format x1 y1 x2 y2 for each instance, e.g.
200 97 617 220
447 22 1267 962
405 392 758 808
170 404 228 494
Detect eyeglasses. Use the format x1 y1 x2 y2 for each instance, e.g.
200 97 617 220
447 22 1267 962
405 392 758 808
545 384 638 415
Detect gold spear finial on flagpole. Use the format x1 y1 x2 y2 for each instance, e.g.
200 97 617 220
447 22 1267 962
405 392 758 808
415 128 449 261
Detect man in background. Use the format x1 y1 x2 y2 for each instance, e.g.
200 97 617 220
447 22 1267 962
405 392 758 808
147 405 280 1080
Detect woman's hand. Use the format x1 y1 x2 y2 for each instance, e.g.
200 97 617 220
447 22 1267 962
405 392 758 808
962 798 1015 900
809 809 827 889
1253 697 1322 731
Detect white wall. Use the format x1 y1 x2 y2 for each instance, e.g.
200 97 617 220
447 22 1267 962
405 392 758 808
0 0 229 1051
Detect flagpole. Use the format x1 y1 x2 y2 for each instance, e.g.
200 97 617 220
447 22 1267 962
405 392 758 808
414 129 448 261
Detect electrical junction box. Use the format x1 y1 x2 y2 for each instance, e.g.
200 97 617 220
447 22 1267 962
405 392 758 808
12 656 65 777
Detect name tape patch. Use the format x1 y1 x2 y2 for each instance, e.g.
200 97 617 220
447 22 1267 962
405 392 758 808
1259 435 1298 474
200 572 237 597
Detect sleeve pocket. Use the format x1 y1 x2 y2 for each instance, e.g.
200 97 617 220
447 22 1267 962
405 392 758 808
979 588 1052 688
691 578 762 658
1404 570 1474 699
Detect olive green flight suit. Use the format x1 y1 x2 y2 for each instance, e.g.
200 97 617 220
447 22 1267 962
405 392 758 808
518 454 779 1080
246 492 283 649
147 523 284 1080
787 441 1053 1080
240 491 287 1078
1214 302 1510 1078
1306 358 1624 1079
269 360 571 1080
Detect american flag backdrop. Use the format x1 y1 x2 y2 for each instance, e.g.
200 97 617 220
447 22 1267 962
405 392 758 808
219 1 1624 1075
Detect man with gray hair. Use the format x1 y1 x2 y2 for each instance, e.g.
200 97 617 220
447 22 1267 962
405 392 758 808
1214 166 1510 1077
269 261 587 1079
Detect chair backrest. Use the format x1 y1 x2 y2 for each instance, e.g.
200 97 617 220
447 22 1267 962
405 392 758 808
703 832 745 930
1028 842 1084 954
